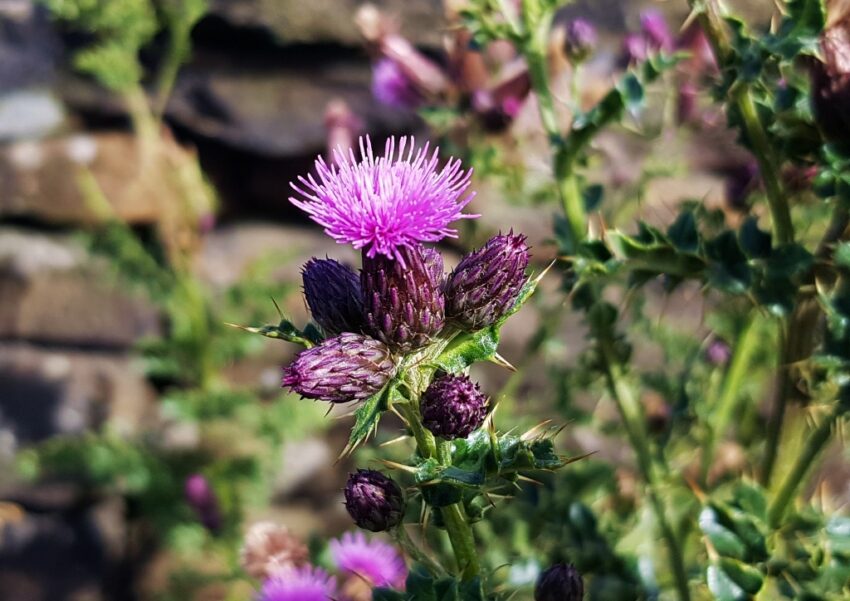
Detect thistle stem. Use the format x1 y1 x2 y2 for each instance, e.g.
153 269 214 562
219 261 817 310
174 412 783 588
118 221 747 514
520 3 585 245
599 339 691 601
393 524 446 577
397 402 481 581
767 402 843 528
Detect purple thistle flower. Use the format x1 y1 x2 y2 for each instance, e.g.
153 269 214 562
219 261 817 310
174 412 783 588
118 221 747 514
445 233 530 330
302 258 365 336
372 58 423 110
535 563 584 601
282 333 395 403
330 531 407 588
706 338 732 366
421 374 488 440
184 473 221 533
361 244 445 352
257 565 337 601
344 469 405 532
290 136 477 263
564 18 597 63
640 9 673 52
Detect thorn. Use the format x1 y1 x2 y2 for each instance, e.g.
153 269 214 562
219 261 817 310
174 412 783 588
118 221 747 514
379 460 417 474
271 296 284 318
379 434 410 447
489 352 517 372
521 420 553 441
516 475 544 486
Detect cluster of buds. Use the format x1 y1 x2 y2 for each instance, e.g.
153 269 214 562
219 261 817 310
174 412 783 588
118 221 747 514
283 232 530 406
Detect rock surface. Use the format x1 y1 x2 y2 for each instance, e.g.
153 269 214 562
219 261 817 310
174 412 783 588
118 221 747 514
0 227 160 346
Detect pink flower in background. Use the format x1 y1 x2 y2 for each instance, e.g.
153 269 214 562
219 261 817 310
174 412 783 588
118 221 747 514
257 565 337 601
640 9 674 52
330 531 407 588
371 58 423 109
290 136 477 263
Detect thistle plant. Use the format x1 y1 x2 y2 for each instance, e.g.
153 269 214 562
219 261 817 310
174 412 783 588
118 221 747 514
241 135 575 598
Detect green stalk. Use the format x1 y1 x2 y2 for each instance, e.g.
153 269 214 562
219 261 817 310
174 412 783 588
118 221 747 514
701 316 761 483
392 524 446 577
599 340 691 601
767 402 843 528
520 2 585 244
397 402 481 581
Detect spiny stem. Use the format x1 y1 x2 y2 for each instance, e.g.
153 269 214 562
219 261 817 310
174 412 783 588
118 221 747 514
767 402 844 528
393 524 446 577
397 402 481 581
599 339 691 601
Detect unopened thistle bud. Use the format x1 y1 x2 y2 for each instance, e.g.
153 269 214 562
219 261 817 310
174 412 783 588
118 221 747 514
283 333 395 403
421 374 488 440
302 258 365 336
362 244 445 352
446 233 529 330
185 474 221 533
564 18 597 63
344 469 404 532
535 563 584 601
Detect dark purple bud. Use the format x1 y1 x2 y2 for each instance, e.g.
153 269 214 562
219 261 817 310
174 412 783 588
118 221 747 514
283 333 396 403
620 33 649 67
421 374 488 440
640 9 673 52
344 469 404 532
706 338 732 366
535 563 584 601
372 58 423 110
362 244 445 352
724 161 760 210
564 18 597 63
185 474 221 533
302 258 365 336
812 24 850 142
446 233 529 330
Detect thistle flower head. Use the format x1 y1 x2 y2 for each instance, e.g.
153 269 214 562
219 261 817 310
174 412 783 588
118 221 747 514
290 136 477 263
302 258 365 336
257 565 337 601
640 9 673 52
282 333 395 403
446 232 529 330
535 563 584 601
241 522 310 580
344 469 405 532
421 374 488 440
330 531 407 588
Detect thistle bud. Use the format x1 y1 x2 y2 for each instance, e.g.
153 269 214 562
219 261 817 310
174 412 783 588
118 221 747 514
564 18 597 63
283 333 395 403
421 374 488 440
535 563 584 601
371 58 423 110
185 474 221 533
620 33 649 67
361 244 445 352
344 469 404 532
240 522 309 580
640 9 673 52
302 258 365 336
446 233 529 330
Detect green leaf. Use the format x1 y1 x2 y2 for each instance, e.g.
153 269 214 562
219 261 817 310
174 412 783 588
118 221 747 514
718 558 763 595
739 218 772 259
583 184 604 212
706 231 752 294
707 563 748 601
435 327 500 373
372 588 406 601
342 384 400 456
668 210 700 253
700 507 748 560
227 319 314 347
